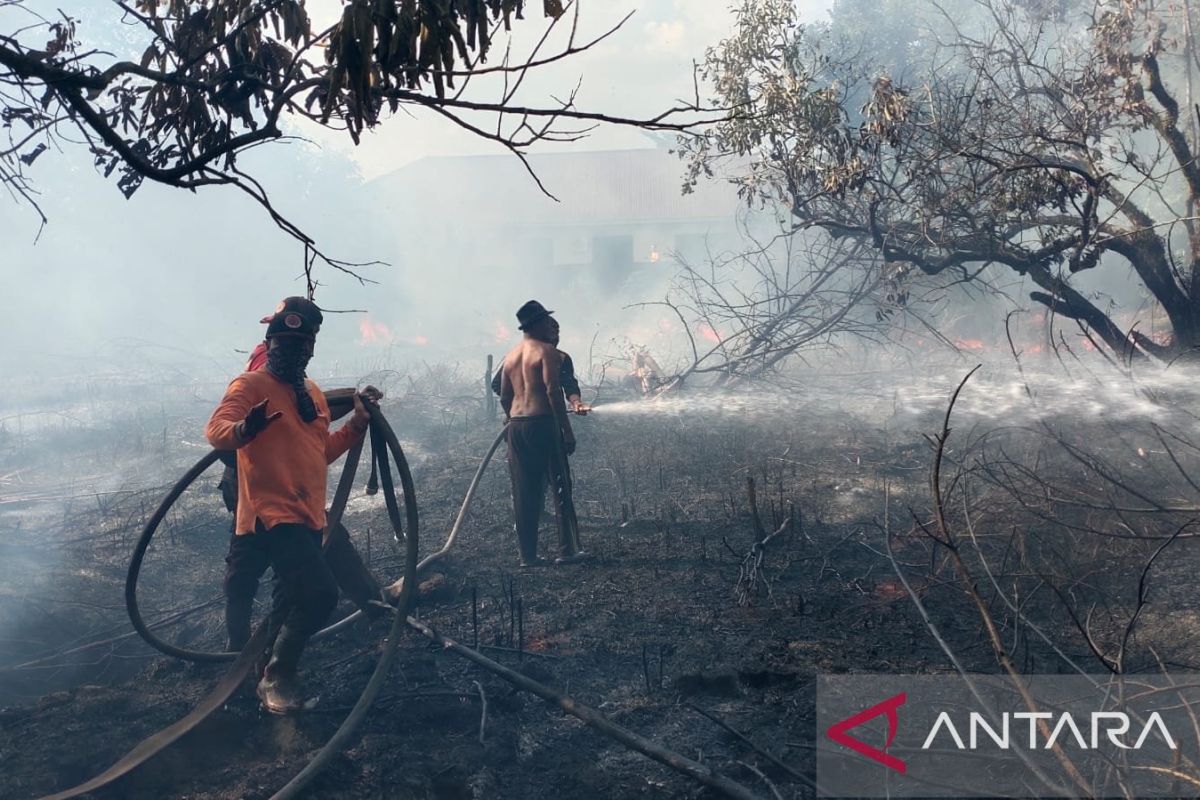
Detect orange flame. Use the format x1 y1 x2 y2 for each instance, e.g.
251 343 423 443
697 323 720 344
873 579 908 601
359 317 393 346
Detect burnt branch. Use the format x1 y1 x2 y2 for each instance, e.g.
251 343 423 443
684 0 1200 360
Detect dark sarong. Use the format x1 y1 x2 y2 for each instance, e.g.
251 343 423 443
506 415 580 562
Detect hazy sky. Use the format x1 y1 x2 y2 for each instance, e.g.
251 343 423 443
0 1 835 378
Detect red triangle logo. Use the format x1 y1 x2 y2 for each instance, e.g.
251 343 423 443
826 691 907 774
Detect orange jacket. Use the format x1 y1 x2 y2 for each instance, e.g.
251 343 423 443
205 371 365 535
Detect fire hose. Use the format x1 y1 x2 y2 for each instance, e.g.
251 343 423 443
41 394 420 800
41 403 764 800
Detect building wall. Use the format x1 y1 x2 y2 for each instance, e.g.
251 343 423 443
487 219 738 300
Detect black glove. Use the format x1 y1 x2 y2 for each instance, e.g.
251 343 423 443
239 399 283 441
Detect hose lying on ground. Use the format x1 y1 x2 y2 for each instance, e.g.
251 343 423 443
382 425 506 595
47 414 763 800
406 616 764 800
5 429 508 671
125 425 506 658
311 425 507 639
124 402 391 663
40 394 418 800
0 596 223 673
268 403 420 800
276 423 762 800
39 619 275 800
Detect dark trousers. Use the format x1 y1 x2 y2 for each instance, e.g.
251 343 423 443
506 416 575 561
223 522 372 655
220 454 381 650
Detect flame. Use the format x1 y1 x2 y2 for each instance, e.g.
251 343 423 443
954 338 986 351
494 320 511 343
413 335 429 346
697 323 721 344
873 579 908 601
358 317 393 346
522 632 576 654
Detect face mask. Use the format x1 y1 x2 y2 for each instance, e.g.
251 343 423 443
266 338 318 422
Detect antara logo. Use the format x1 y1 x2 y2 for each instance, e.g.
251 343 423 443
826 692 1179 775
921 711 1178 751
826 692 908 773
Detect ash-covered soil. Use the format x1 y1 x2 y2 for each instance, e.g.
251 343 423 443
2 380 1186 799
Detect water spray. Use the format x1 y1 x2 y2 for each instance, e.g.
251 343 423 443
580 361 1200 430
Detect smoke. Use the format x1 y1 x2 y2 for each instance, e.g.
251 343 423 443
3 3 853 386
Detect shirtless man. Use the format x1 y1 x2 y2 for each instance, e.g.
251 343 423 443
499 300 586 567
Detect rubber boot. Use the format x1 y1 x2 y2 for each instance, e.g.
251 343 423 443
256 627 306 715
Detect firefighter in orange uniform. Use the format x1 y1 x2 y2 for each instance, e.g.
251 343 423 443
206 297 373 714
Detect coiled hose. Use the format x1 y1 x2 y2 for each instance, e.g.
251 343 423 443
41 395 420 800
42 416 765 800
124 398 416 662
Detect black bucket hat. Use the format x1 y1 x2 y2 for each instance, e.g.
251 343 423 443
263 296 323 339
516 300 554 331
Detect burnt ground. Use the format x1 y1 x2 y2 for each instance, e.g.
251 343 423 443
2 381 1196 799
